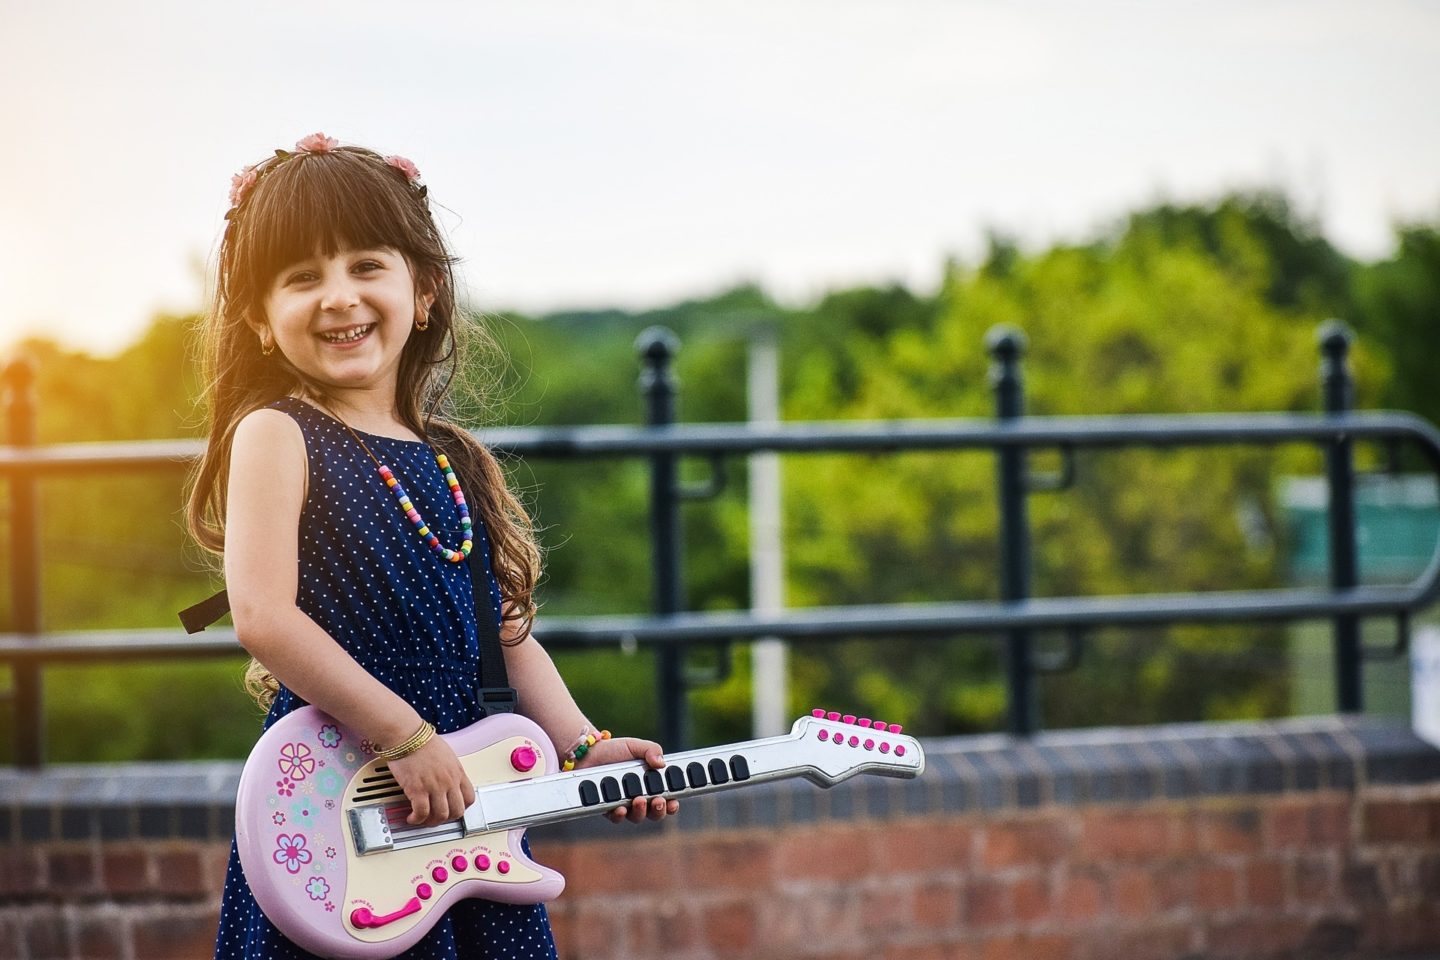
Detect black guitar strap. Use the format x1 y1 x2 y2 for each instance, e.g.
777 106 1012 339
178 588 231 636
471 570 519 716
178 559 518 716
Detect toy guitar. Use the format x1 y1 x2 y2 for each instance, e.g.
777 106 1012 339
236 706 924 959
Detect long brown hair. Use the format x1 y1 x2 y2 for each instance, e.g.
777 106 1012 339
186 141 540 708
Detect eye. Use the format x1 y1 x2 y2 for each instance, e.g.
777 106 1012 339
284 269 318 285
354 260 384 273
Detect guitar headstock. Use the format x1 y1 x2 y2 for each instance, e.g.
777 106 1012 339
784 709 925 785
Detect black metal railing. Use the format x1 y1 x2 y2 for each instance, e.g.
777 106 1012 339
3 321 1439 765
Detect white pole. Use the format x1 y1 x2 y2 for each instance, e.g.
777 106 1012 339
749 325 788 738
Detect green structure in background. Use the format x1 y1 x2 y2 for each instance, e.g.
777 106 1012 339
1283 474 1440 719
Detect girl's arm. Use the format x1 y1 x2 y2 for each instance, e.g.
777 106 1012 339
225 408 474 828
501 616 679 823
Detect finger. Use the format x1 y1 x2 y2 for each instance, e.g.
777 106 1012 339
667 799 680 816
607 806 627 823
447 787 466 822
461 779 476 808
629 798 647 823
408 796 431 826
647 797 666 821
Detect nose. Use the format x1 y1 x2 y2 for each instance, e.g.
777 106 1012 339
319 272 360 312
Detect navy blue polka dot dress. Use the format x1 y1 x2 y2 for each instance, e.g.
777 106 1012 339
214 397 558 960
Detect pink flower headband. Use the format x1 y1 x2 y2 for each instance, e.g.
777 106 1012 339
225 132 425 217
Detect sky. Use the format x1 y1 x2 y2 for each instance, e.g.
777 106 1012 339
1 0 1438 356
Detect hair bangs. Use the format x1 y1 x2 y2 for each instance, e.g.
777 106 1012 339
238 149 422 295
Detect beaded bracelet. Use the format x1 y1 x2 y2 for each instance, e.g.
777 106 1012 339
561 727 611 771
377 720 436 762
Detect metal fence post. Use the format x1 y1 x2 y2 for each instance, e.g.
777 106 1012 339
2 358 43 766
1319 320 1362 712
636 327 689 749
986 326 1038 736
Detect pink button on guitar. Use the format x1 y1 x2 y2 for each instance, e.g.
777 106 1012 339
416 883 433 900
475 854 491 871
431 866 448 884
451 855 468 872
510 746 538 773
497 860 511 875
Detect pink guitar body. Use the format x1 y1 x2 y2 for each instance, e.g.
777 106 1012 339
236 708 563 959
237 705 923 959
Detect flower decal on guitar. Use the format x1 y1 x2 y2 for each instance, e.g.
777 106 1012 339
290 799 317 829
278 742 317 781
273 833 313 874
305 876 331 902
317 724 342 749
315 767 345 798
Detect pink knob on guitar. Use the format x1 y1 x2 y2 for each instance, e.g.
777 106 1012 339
510 746 538 772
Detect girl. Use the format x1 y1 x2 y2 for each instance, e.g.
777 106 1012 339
187 132 679 960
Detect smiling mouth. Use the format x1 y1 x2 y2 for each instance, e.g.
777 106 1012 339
320 324 375 344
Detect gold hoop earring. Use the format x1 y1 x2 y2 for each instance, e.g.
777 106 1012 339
415 310 430 332
260 338 275 356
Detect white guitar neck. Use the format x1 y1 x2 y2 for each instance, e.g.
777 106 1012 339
470 717 923 834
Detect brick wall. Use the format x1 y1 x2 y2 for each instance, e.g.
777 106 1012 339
3 715 1438 960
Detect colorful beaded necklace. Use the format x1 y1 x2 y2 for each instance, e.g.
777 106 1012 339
330 410 473 563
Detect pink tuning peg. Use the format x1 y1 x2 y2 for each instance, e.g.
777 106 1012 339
812 708 826 718
826 711 841 721
888 723 903 733
858 718 872 728
871 720 886 731
842 714 856 724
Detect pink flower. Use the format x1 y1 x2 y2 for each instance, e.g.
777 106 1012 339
228 165 258 206
296 132 339 154
385 155 421 182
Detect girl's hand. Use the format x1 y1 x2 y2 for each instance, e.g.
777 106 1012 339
576 736 681 824
387 736 477 828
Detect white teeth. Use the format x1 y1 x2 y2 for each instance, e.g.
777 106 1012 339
322 325 374 343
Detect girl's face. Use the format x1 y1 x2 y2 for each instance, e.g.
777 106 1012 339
259 247 431 405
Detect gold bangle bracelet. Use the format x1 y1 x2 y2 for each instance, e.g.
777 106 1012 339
378 721 436 762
